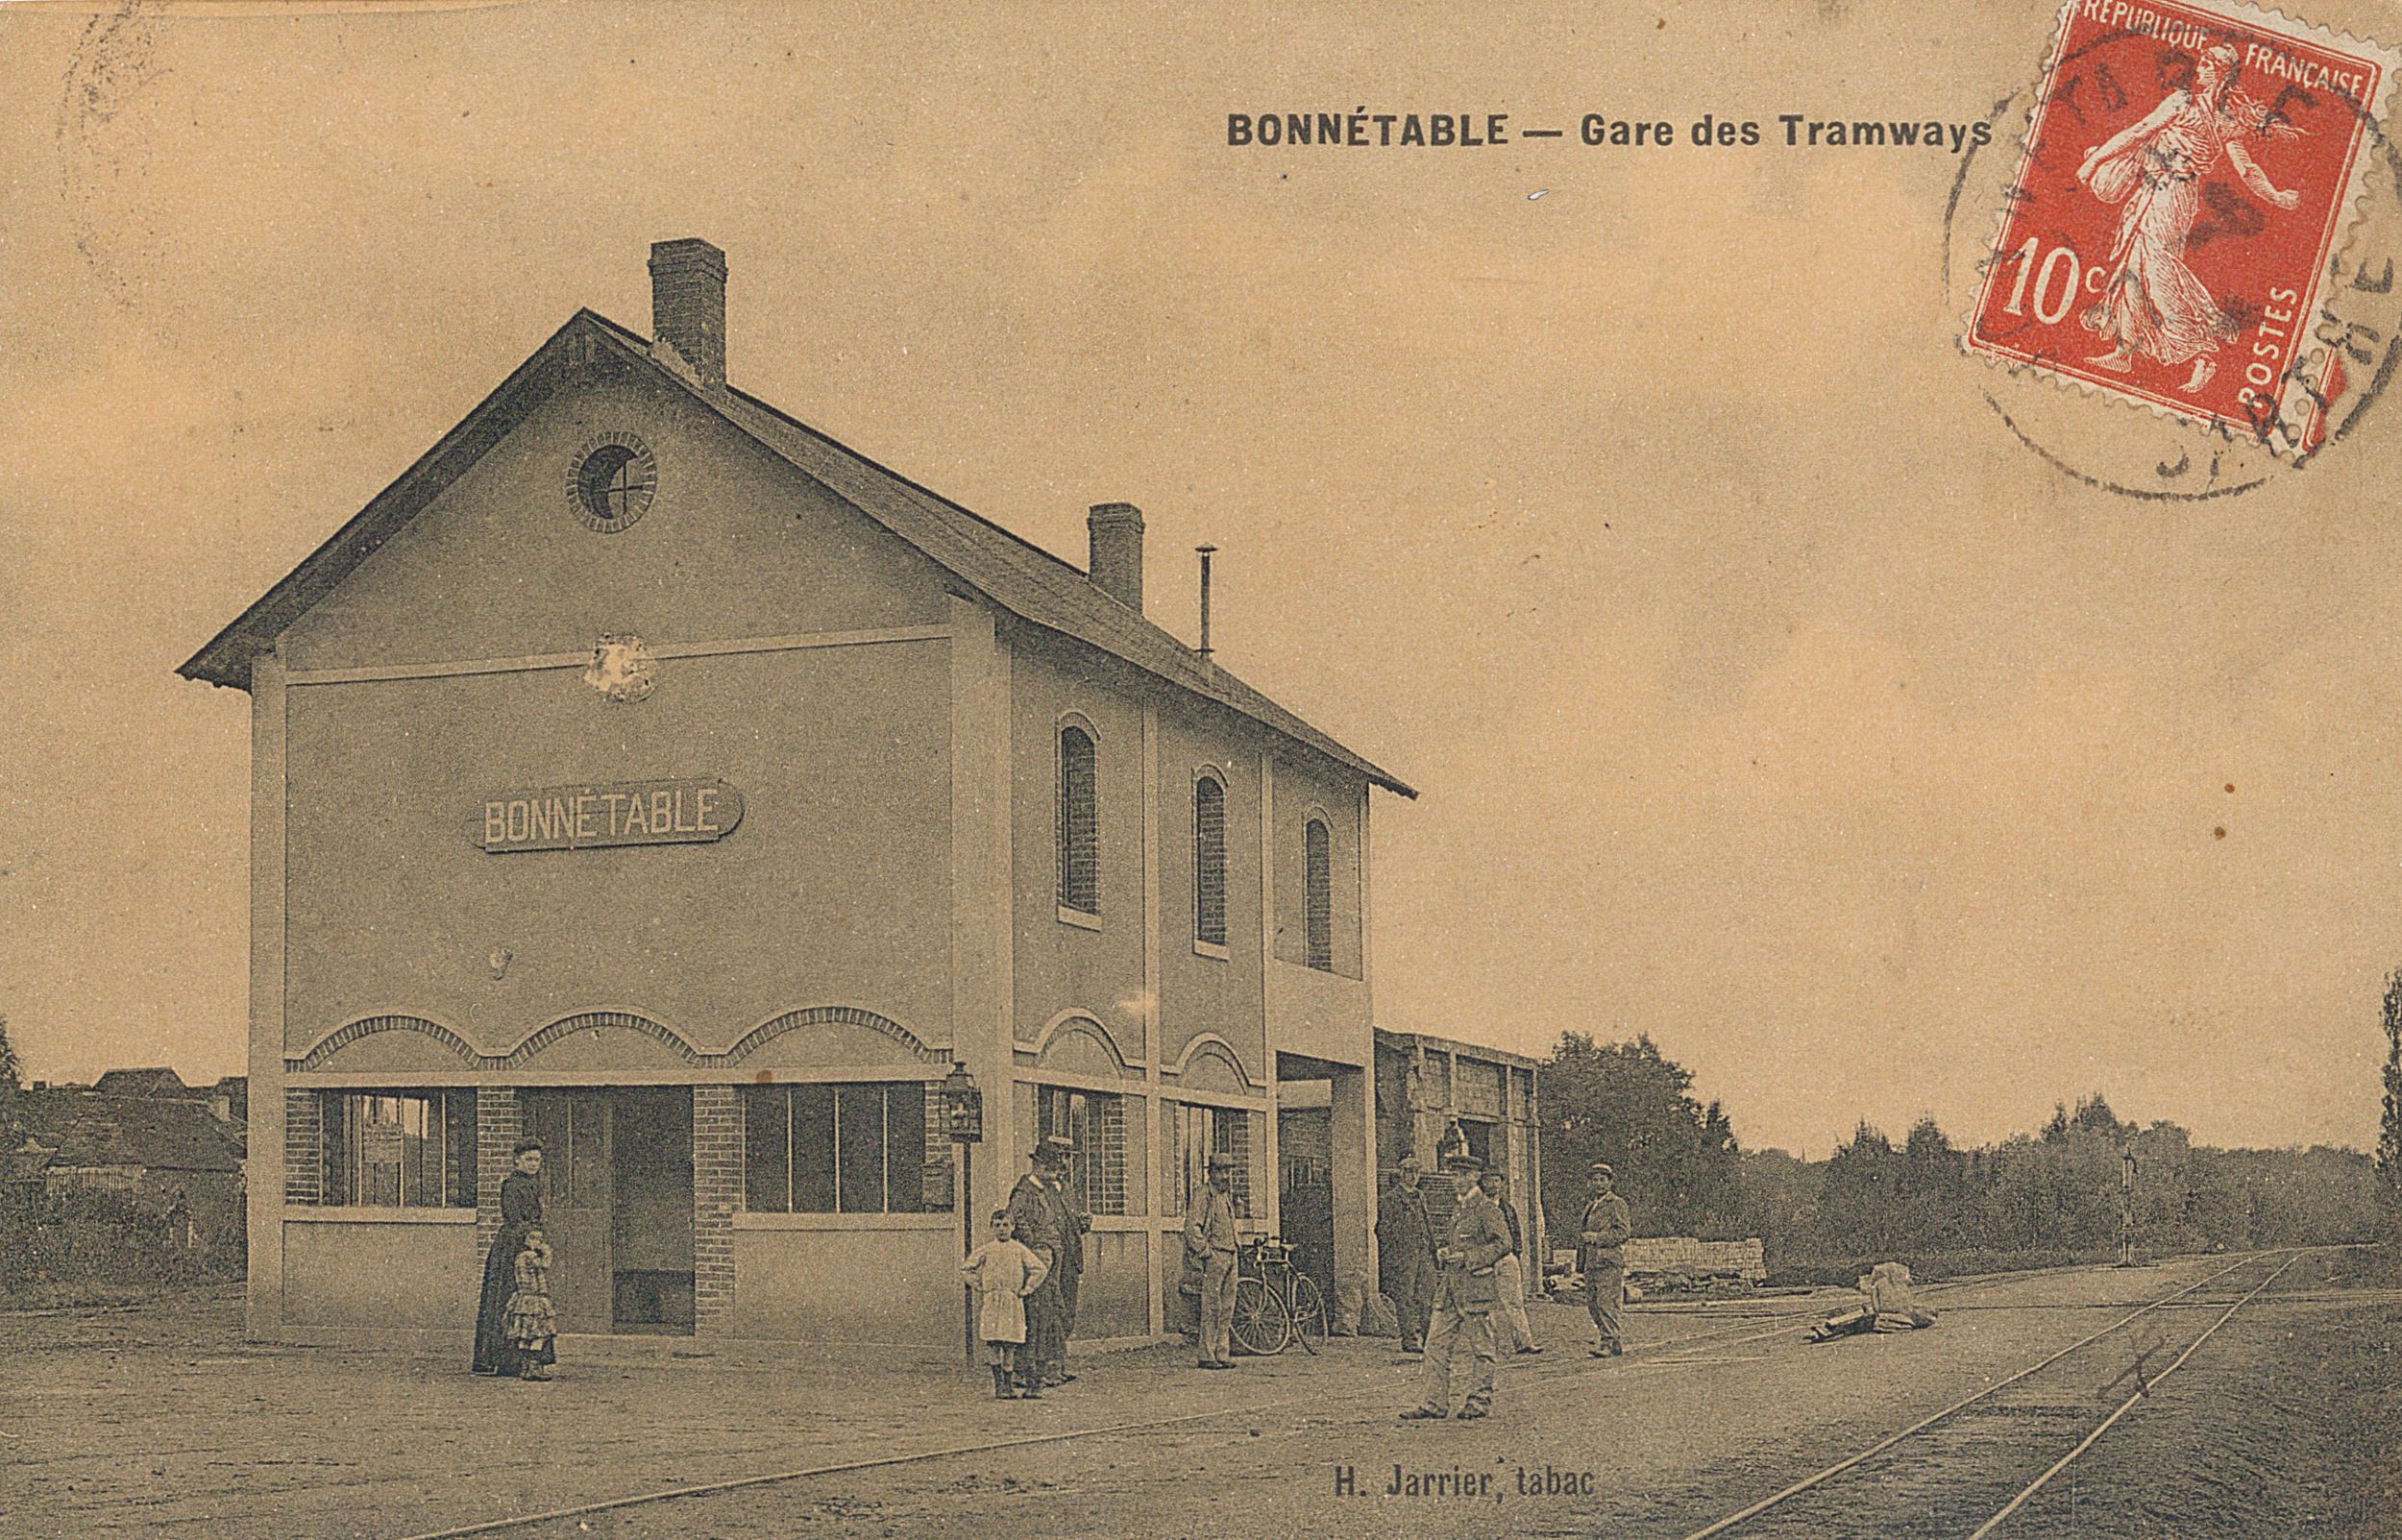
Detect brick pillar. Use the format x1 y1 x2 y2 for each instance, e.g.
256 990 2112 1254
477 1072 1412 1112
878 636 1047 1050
282 1089 322 1205
693 1086 742 1335
476 1087 521 1253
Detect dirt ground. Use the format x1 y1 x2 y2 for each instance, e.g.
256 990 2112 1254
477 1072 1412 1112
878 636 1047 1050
4 1253 2395 1540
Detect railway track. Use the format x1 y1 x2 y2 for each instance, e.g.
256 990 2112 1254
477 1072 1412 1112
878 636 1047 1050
381 1253 2280 1540
1669 1247 2314 1540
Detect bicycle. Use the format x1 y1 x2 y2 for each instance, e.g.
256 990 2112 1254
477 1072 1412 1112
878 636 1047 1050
1229 1236 1328 1356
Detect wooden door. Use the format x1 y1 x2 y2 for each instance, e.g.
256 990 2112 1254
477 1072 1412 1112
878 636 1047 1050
522 1090 612 1334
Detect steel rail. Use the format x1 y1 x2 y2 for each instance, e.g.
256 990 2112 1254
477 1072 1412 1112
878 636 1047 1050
1667 1249 2284 1540
378 1251 2277 1540
1961 1249 2306 1540
382 1404 1277 1540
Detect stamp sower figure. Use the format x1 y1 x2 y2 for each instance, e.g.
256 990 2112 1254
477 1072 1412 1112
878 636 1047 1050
1005 1145 1069 1394
1580 1161 1631 1358
1399 1151 1512 1421
473 1138 550 1377
961 1207 1050 1398
1188 1151 1242 1369
2076 41 2304 394
504 1224 556 1381
1376 1155 1438 1354
1479 1167 1541 1356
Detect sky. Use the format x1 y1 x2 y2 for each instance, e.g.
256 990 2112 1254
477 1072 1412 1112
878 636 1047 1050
3 0 2400 1157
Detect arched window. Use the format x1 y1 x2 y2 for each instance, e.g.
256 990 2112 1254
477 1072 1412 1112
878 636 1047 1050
1304 817 1333 970
1057 725 1099 915
1193 774 1227 949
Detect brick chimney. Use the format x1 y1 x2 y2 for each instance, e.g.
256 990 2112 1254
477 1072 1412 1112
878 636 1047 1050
1087 502 1145 612
649 238 727 389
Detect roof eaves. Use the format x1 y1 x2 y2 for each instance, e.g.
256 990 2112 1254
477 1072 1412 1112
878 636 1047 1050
175 311 601 691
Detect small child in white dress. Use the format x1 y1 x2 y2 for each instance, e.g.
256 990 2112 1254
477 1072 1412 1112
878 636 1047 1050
960 1209 1050 1399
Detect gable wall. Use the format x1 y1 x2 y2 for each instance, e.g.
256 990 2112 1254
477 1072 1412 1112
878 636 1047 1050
282 362 950 672
276 362 959 1065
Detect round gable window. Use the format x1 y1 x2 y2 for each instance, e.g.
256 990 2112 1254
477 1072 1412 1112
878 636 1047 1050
566 433 657 532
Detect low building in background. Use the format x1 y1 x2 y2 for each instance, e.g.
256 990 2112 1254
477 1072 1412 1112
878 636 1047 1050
13 1085 247 1246
1372 1029 1543 1296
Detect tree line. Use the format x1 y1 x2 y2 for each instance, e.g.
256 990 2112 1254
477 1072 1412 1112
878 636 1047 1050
1538 1028 2386 1279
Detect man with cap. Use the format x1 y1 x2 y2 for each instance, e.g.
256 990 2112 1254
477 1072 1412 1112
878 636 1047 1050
1186 1151 1242 1369
1376 1155 1438 1354
1398 1151 1513 1421
1479 1166 1542 1356
1006 1142 1073 1391
1580 1161 1632 1357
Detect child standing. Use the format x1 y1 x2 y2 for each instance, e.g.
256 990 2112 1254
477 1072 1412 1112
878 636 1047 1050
505 1225 557 1381
960 1209 1049 1399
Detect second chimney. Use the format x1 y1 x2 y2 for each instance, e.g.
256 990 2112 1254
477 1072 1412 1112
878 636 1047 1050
1087 502 1144 612
649 238 727 389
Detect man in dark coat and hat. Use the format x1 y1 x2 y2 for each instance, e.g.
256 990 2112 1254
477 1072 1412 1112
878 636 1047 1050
1377 1155 1438 1353
1006 1136 1083 1387
1039 1135 1092 1359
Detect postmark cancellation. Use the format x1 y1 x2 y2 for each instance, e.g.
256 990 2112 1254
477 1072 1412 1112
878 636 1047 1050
1964 0 2401 457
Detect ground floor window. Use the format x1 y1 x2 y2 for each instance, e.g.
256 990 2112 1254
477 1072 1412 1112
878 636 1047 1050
742 1082 952 1214
1035 1086 1129 1215
322 1090 476 1209
1164 1101 1261 1220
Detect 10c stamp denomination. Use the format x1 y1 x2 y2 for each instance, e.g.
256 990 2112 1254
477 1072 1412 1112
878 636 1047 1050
1965 0 2399 455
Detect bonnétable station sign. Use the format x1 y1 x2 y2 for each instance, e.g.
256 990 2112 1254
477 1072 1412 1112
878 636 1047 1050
475 778 745 853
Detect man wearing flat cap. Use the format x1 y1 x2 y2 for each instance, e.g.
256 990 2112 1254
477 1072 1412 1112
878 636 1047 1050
1186 1151 1242 1369
1580 1161 1632 1358
1398 1151 1512 1420
1376 1155 1438 1354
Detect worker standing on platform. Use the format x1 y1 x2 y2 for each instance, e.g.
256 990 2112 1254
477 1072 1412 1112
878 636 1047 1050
1398 1151 1512 1421
1188 1152 1242 1370
1007 1147 1068 1394
1479 1167 1541 1356
1377 1156 1438 1354
1580 1161 1631 1358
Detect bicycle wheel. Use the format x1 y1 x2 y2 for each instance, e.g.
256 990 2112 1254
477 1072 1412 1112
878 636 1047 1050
1287 1274 1328 1354
1230 1275 1288 1356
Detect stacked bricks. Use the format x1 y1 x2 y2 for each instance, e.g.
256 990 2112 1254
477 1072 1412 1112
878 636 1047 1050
282 1088 322 1205
693 1086 741 1333
475 1087 521 1253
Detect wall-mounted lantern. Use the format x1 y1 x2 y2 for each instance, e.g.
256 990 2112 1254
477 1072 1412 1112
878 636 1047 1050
944 1062 983 1144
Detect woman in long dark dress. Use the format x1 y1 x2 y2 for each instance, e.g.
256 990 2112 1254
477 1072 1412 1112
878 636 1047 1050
473 1138 552 1376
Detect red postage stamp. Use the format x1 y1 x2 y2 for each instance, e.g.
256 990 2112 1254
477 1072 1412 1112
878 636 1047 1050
1966 0 2399 454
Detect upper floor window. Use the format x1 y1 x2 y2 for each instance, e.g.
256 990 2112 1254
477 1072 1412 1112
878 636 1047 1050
1193 773 1228 949
1057 724 1099 916
1304 817 1334 970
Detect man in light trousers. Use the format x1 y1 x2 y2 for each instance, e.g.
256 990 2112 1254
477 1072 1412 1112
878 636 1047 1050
1479 1167 1541 1356
1188 1152 1241 1369
1399 1152 1513 1421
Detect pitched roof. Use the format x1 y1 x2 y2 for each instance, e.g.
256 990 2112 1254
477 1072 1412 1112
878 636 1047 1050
18 1090 245 1175
91 1067 195 1099
180 310 1414 797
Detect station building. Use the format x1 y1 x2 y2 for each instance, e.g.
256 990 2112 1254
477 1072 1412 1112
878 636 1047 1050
180 239 1414 1356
